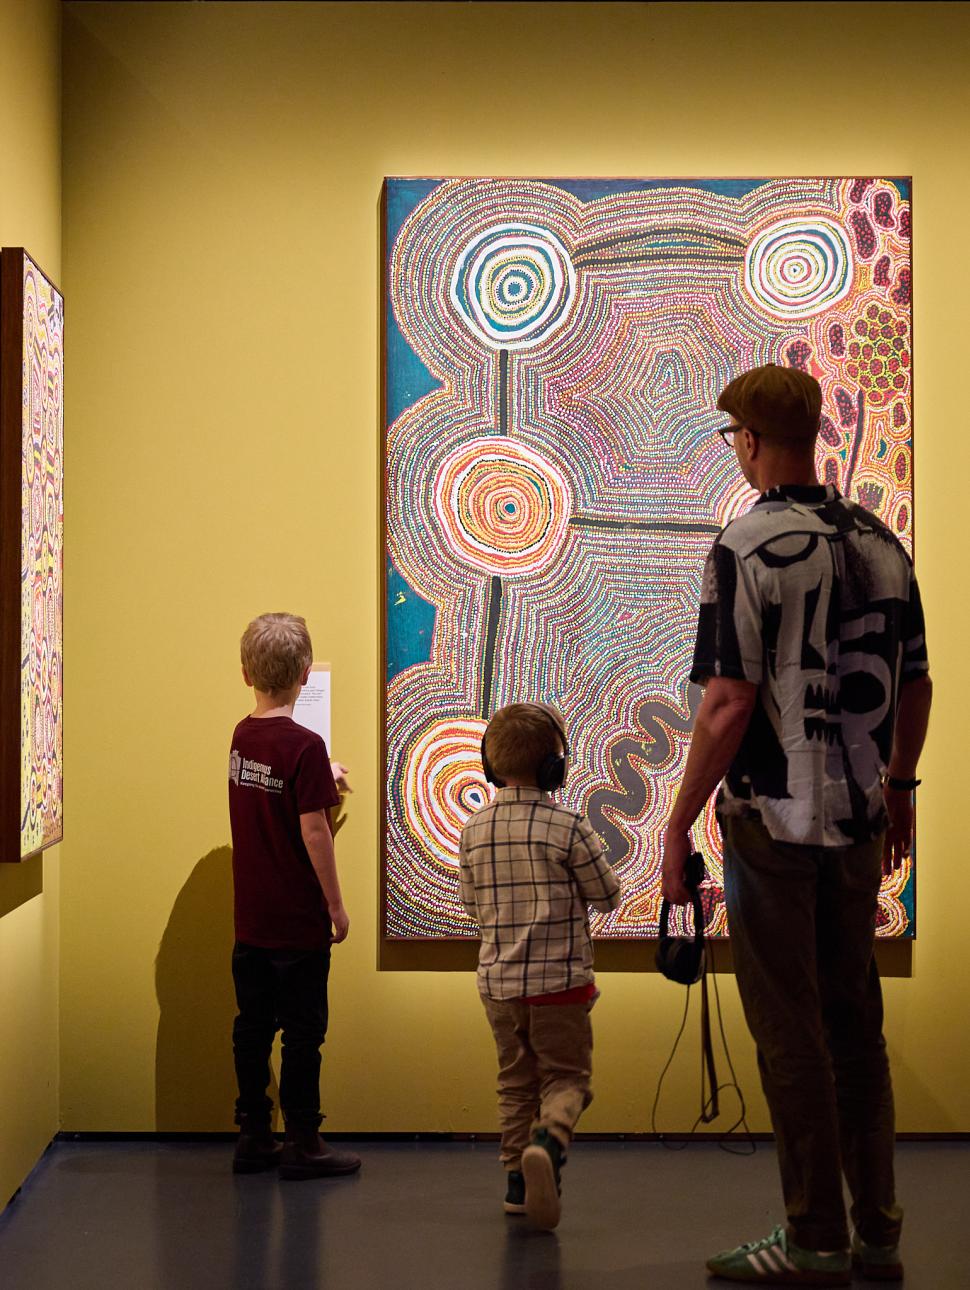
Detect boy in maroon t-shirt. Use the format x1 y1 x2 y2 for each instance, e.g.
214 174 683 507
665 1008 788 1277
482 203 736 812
228 612 360 1179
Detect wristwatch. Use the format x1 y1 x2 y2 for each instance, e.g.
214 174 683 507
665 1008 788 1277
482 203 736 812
886 776 921 791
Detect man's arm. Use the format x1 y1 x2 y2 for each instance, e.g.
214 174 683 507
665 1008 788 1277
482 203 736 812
883 673 933 874
662 676 758 904
300 809 350 942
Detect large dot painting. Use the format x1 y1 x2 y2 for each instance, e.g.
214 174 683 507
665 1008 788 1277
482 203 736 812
385 177 914 940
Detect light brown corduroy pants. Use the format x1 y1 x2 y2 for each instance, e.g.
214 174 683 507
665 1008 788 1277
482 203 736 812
482 996 593 1170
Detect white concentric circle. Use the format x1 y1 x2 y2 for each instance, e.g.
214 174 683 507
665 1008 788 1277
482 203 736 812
450 223 576 350
432 436 572 576
402 718 490 866
744 217 854 319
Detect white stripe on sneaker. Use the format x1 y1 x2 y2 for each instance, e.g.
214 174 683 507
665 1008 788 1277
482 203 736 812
759 1248 781 1272
745 1243 797 1276
773 1242 798 1271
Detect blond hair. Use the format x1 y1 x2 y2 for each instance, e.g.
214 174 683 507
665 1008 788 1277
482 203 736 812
484 703 565 783
240 613 312 694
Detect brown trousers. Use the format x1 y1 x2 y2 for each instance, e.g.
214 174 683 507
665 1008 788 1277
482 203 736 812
722 812 902 1252
482 996 593 1170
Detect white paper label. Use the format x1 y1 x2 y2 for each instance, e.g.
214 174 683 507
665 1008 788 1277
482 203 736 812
292 663 331 747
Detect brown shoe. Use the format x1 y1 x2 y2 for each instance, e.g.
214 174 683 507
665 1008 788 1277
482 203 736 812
232 1117 283 1174
279 1125 362 1180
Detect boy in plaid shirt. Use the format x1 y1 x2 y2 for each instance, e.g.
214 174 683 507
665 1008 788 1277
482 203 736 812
459 703 621 1230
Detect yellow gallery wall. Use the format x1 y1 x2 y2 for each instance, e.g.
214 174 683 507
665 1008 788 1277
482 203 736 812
0 0 61 1204
59 1 970 1135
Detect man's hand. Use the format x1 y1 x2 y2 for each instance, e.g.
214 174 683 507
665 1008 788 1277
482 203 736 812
883 786 914 875
330 902 350 944
881 673 931 876
661 828 693 905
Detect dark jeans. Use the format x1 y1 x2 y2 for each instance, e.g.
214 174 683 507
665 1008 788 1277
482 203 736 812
231 941 331 1129
721 813 902 1252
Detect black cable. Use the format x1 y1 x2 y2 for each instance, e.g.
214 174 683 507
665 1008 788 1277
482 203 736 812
705 939 756 1155
650 937 756 1155
650 982 692 1151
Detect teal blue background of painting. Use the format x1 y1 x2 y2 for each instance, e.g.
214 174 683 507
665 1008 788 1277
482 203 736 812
386 558 436 684
384 179 444 684
903 846 915 926
385 179 444 427
551 177 769 202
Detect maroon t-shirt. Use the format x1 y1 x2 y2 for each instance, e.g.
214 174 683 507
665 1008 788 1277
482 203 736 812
228 715 340 949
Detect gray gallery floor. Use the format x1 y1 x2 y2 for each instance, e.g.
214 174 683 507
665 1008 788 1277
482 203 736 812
0 1139 968 1289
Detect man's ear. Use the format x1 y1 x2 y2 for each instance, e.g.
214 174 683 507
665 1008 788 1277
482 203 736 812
744 428 761 458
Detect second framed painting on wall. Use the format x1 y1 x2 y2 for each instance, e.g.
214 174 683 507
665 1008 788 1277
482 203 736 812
0 248 64 863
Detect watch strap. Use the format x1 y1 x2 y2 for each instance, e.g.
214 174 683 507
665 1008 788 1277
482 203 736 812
887 776 921 791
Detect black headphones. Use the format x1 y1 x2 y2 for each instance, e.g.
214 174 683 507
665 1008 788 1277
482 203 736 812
481 704 569 794
655 852 707 985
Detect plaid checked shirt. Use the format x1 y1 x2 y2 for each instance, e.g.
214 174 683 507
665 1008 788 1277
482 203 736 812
459 787 622 1001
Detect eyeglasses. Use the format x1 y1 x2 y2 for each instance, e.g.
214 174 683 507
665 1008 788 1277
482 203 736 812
717 424 760 447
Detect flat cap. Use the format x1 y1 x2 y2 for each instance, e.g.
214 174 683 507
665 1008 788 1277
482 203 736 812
718 364 822 441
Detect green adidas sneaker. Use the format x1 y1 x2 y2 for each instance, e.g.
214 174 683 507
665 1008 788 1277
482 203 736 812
706 1225 850 1285
851 1232 903 1281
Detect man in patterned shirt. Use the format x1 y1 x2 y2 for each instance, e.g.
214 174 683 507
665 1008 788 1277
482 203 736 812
662 365 931 1285
460 702 621 1231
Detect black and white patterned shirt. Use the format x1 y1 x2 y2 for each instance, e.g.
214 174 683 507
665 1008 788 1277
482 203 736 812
459 788 622 1000
691 484 929 847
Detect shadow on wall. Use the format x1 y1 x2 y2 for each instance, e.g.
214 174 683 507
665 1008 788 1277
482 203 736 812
0 852 44 917
155 846 278 1131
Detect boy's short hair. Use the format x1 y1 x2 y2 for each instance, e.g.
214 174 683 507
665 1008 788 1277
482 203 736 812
484 703 565 783
240 613 312 694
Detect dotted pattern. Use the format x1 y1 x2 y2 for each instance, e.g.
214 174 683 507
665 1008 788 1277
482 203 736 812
402 718 490 876
20 258 64 858
432 437 572 577
385 177 914 939
745 217 854 319
450 223 576 350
